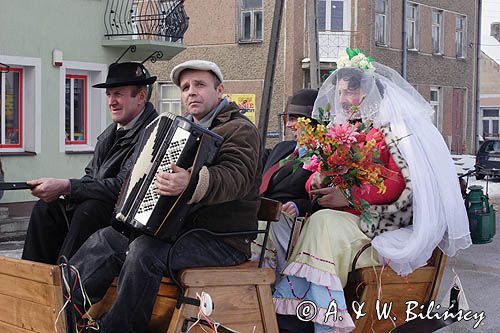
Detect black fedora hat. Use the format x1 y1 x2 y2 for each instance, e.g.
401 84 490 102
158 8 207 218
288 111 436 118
93 62 157 88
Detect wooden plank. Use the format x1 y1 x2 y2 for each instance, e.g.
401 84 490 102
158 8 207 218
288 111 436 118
0 257 60 286
180 267 275 287
0 292 61 332
352 282 431 333
256 285 279 332
258 197 282 222
0 320 39 333
168 285 265 332
90 282 177 331
0 273 58 306
429 255 447 302
356 266 436 285
147 297 177 333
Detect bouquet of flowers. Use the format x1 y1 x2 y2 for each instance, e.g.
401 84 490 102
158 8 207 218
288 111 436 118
292 110 388 223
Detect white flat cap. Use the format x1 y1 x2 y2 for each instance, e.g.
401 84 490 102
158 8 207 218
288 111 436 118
170 60 224 87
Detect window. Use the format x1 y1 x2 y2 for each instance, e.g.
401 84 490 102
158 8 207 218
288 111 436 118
406 3 418 50
482 108 500 138
430 87 442 129
60 62 107 152
317 0 344 31
432 9 443 54
158 83 181 115
0 55 42 153
375 0 388 45
0 67 22 149
65 75 88 145
456 16 466 58
239 0 263 42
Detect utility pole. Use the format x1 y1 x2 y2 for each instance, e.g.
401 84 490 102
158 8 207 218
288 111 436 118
258 0 285 147
307 0 320 89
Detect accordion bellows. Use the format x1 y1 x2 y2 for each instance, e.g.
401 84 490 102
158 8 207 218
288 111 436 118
115 112 223 241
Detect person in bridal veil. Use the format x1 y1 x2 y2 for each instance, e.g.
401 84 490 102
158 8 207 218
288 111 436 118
272 49 472 333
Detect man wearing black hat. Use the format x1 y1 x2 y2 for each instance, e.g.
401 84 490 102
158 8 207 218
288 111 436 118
65 60 261 333
258 88 318 280
22 62 159 264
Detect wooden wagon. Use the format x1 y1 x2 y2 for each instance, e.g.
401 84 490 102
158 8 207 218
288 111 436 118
0 197 450 333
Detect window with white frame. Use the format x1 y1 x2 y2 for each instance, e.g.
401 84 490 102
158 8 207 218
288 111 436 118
317 0 344 31
375 0 388 45
0 55 41 154
430 87 442 129
158 83 181 115
432 9 443 54
239 0 263 42
0 67 22 149
65 75 88 145
456 15 466 58
482 108 500 138
60 62 107 152
406 3 419 50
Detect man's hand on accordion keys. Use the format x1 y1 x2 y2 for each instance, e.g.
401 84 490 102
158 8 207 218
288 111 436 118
155 163 191 197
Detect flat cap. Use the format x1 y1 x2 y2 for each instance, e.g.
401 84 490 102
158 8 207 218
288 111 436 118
170 60 224 87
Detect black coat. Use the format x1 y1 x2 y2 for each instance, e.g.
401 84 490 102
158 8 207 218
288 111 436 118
261 140 312 216
68 102 158 205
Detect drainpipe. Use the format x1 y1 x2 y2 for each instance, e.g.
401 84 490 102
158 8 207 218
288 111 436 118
475 0 482 153
402 0 407 79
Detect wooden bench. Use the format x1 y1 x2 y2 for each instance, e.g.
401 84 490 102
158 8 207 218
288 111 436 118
0 197 282 333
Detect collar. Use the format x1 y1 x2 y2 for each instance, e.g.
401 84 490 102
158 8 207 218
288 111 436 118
117 105 145 130
186 98 229 129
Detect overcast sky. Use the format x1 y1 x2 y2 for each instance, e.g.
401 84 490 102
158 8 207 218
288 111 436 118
481 0 500 63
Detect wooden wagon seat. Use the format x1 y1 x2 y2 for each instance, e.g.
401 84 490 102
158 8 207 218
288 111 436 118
90 197 283 333
344 243 447 333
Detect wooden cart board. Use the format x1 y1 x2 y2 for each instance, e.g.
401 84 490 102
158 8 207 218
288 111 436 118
0 256 66 333
0 257 278 333
345 249 447 333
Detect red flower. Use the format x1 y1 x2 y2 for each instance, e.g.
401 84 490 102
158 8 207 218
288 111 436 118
356 133 367 143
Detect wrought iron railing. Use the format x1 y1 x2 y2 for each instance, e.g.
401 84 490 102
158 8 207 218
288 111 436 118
317 30 358 61
104 0 189 42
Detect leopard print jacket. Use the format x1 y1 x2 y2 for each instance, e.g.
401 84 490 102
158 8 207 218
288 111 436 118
358 126 413 239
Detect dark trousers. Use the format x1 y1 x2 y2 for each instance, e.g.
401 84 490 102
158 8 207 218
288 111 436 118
68 226 247 333
22 199 114 264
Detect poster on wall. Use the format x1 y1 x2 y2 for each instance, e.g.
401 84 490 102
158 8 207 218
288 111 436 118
225 94 256 124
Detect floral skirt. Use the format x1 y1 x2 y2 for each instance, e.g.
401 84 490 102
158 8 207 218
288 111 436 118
273 209 379 332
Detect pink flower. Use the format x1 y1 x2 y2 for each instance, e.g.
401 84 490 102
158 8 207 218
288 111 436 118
303 155 320 172
327 123 359 145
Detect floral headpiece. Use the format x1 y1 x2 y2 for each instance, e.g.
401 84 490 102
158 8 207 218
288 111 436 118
337 48 375 71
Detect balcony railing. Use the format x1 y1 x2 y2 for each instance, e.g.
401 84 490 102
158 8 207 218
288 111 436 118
318 30 357 61
104 0 189 42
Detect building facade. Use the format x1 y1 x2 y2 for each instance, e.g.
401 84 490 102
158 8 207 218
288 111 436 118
151 0 479 154
357 0 479 154
480 52 500 140
0 0 188 205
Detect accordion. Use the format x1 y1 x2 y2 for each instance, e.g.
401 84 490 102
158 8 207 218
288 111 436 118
115 112 223 240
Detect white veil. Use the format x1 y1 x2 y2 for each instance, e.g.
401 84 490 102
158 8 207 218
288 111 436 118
313 61 472 275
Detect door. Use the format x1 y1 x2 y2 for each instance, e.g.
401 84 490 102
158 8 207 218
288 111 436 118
452 88 465 154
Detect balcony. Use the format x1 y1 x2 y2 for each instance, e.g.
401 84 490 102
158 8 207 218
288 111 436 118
102 0 189 60
318 30 357 62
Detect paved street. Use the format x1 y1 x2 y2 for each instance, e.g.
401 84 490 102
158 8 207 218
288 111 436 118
435 189 500 333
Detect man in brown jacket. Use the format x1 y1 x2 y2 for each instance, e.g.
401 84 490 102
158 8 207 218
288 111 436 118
67 60 262 333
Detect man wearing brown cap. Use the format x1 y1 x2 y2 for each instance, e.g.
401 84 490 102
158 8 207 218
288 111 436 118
22 62 158 264
66 60 261 332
